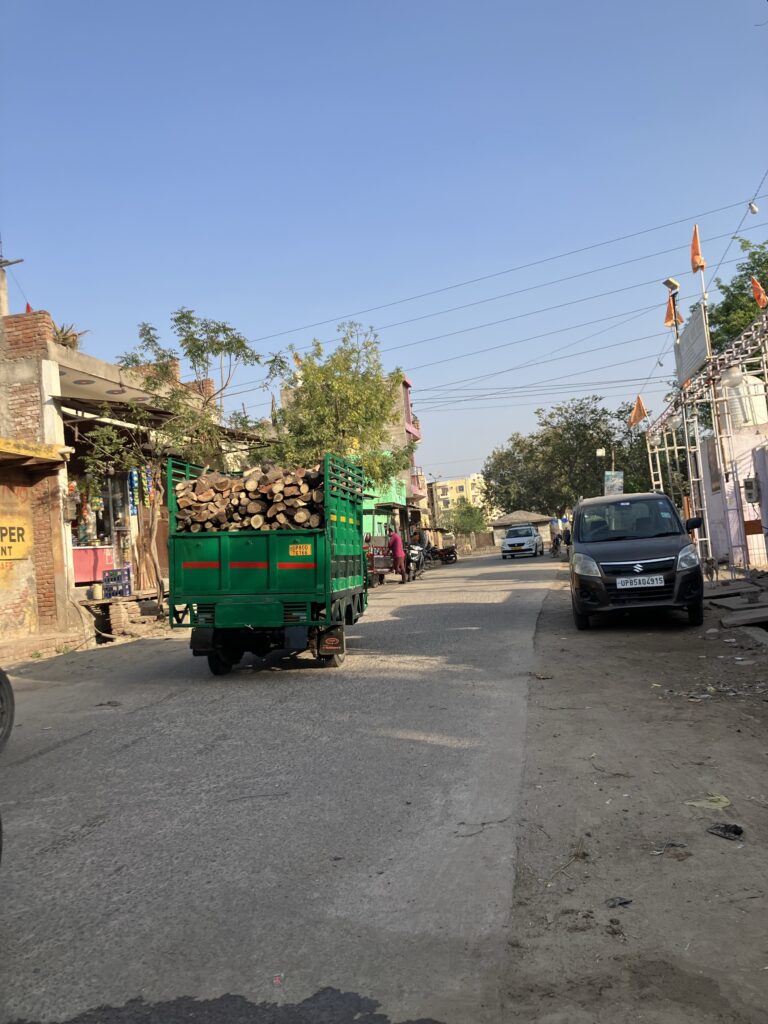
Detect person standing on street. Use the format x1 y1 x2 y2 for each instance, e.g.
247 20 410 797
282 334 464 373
387 524 407 584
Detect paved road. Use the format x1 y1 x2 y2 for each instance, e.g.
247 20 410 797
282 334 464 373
0 554 560 1024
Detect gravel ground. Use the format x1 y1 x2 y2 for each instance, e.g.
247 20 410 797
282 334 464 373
506 574 768 1024
0 554 559 1024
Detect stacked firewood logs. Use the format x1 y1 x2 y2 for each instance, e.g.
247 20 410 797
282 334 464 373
174 464 324 532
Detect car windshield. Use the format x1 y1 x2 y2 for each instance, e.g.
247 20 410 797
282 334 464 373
506 527 533 538
575 497 683 543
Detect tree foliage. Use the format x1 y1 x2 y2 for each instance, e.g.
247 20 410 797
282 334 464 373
81 308 278 605
442 497 487 534
705 238 768 352
482 397 651 515
262 321 413 485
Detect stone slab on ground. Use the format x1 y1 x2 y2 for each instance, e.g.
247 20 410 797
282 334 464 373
720 607 768 627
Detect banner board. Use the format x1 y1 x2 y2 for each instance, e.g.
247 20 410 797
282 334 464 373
604 471 625 495
675 305 709 383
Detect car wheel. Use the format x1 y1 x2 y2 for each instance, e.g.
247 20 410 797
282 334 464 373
687 600 704 627
502 554 507 559
572 598 590 630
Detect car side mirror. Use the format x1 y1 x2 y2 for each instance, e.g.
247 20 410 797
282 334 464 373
685 517 702 531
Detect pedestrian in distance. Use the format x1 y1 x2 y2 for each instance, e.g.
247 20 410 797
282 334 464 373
563 524 572 559
387 524 407 584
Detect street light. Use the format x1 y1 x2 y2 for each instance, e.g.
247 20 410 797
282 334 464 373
428 473 442 528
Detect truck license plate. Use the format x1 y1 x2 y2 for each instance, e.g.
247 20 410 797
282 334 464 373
616 574 665 589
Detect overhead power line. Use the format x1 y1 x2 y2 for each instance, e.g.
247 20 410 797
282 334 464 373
249 192 767 343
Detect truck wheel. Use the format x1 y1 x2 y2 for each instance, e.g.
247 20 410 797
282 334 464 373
207 651 233 676
317 651 346 667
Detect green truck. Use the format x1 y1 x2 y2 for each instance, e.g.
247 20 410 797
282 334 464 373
167 454 367 674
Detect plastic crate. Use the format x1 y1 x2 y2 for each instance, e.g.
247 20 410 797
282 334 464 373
103 581 132 599
103 567 132 587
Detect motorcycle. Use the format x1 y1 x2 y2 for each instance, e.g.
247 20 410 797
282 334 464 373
435 544 458 564
0 667 15 866
406 544 427 580
551 535 562 557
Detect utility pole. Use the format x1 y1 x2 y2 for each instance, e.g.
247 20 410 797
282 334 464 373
0 238 24 317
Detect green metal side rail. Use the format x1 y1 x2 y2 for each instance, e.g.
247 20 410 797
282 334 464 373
167 454 367 631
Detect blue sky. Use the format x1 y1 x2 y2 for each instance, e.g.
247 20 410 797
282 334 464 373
2 1 767 479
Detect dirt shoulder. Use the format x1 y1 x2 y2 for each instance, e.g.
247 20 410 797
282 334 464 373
505 577 768 1024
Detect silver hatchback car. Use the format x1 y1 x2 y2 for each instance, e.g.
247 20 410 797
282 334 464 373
501 525 544 559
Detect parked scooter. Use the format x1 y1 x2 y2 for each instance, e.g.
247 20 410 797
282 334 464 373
407 544 427 580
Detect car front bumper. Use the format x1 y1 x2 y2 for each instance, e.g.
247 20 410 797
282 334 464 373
502 545 537 556
571 565 703 613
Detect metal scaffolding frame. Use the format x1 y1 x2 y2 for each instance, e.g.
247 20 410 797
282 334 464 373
645 311 768 570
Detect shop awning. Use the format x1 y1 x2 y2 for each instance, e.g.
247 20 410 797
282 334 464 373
0 437 72 467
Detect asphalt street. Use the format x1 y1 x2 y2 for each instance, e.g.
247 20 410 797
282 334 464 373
0 553 560 1024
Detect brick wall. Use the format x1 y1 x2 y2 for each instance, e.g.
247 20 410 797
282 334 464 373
7 382 43 443
1 311 55 360
0 311 56 446
29 473 60 626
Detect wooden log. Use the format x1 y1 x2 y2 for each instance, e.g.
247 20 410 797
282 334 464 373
244 477 260 492
250 514 265 529
190 523 202 532
293 509 310 524
311 489 324 503
309 513 321 528
246 500 267 513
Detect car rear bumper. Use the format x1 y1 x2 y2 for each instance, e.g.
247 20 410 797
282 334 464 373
571 565 703 613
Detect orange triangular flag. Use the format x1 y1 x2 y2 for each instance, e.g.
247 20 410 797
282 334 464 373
628 394 648 427
691 224 706 273
25 302 33 313
752 276 768 310
664 294 683 327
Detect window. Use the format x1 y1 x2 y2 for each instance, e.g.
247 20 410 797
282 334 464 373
440 487 448 496
441 500 450 508
457 485 465 493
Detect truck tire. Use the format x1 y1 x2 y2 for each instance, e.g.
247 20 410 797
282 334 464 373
317 651 346 667
207 651 233 676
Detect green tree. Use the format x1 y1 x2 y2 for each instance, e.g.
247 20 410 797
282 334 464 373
443 497 487 535
482 397 651 515
263 321 413 485
704 238 768 352
81 308 279 607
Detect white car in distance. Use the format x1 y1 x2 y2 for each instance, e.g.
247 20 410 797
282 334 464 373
501 525 544 559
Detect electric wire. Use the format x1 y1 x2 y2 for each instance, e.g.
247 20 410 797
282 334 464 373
706 166 768 290
248 193 768 343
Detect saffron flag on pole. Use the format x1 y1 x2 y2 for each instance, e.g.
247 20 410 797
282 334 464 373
752 276 768 310
664 294 683 326
691 224 706 273
628 394 648 427
25 302 33 313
